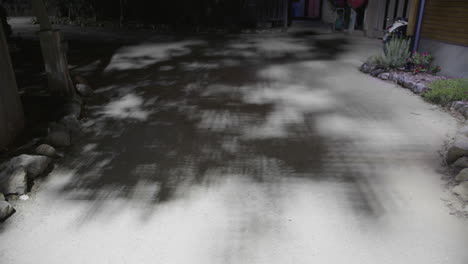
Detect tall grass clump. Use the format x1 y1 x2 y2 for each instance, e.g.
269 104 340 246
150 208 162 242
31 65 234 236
366 37 411 69
423 79 468 105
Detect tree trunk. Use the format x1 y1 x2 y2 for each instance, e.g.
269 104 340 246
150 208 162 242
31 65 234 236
0 24 24 149
32 0 75 97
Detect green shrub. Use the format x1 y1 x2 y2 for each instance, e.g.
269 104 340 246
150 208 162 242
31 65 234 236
407 52 441 75
423 79 468 105
366 38 411 70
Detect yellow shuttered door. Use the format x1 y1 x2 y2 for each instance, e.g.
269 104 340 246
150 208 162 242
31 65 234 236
421 0 468 46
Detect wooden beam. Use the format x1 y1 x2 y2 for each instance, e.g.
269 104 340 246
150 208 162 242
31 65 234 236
31 0 75 97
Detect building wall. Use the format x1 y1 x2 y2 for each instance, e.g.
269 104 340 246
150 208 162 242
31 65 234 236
420 0 468 46
418 0 468 78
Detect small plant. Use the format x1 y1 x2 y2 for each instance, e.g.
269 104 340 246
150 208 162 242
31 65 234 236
383 37 412 69
407 52 441 75
422 79 468 105
366 37 411 70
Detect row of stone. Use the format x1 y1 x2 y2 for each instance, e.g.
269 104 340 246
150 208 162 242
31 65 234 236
360 63 429 95
361 63 468 203
0 153 52 221
0 77 93 222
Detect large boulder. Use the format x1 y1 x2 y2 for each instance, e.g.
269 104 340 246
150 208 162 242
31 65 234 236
0 167 28 195
455 169 468 182
75 83 94 97
35 144 57 157
8 154 52 179
0 200 15 222
453 182 468 201
453 157 468 169
447 126 468 164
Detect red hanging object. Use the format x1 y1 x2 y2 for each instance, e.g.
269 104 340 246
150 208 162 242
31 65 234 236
347 0 367 9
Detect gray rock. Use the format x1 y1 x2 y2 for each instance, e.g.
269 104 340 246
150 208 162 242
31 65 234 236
60 115 82 135
446 127 468 164
412 83 427 94
63 101 82 118
453 157 468 168
46 130 71 147
370 68 385 77
8 154 52 178
447 146 468 164
452 101 468 111
76 83 93 97
0 201 15 222
459 106 468 120
360 63 374 73
403 80 416 90
456 168 468 182
0 167 28 195
396 75 406 85
389 72 400 82
453 182 468 201
0 193 5 201
46 123 71 147
35 144 56 157
378 72 390 80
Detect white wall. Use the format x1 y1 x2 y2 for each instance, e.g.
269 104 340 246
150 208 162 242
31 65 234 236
419 38 468 78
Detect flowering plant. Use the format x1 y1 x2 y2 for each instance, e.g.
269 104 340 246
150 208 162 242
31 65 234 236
407 52 441 75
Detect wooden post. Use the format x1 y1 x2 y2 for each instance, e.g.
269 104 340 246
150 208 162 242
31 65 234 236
0 24 24 149
406 0 420 36
37 30 75 96
31 0 75 97
364 0 383 38
31 0 52 31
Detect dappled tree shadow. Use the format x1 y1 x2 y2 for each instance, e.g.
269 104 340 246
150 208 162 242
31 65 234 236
46 29 394 222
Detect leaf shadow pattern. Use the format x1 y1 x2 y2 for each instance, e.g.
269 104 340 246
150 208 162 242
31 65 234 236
51 30 395 224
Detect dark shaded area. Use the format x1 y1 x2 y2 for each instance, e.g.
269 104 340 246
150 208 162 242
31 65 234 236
24 28 389 222
5 0 288 29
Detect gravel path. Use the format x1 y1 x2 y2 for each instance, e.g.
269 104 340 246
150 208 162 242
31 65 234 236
1 19 468 264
